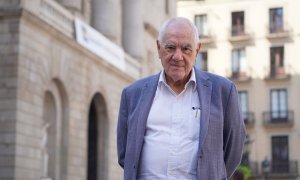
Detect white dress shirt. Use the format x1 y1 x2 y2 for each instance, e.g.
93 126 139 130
137 69 201 180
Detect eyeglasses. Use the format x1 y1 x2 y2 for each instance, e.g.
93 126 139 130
160 42 194 55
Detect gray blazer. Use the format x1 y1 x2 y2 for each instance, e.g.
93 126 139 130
117 68 246 180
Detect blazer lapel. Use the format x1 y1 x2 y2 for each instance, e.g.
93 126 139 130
135 74 159 167
195 70 212 153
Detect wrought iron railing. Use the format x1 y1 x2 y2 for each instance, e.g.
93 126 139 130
198 32 215 45
228 25 253 43
229 67 252 82
269 66 289 79
269 22 292 34
231 71 248 80
231 25 246 36
262 160 298 177
266 22 292 39
264 65 291 80
263 110 294 125
242 112 255 127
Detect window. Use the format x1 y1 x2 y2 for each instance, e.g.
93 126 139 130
238 91 249 123
232 11 244 36
270 89 287 122
195 14 208 38
195 51 208 71
270 46 284 77
272 136 289 173
270 8 283 33
232 48 246 78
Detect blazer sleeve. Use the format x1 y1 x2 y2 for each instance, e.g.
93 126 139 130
223 83 246 178
117 89 128 168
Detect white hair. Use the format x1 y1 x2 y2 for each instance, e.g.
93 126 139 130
158 17 200 45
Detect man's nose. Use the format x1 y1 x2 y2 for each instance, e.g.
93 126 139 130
172 48 183 61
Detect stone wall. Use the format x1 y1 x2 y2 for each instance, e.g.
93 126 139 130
0 8 20 180
0 0 177 179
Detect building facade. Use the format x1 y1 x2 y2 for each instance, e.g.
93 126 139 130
0 0 176 179
178 0 300 179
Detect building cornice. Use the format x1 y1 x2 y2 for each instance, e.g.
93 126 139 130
15 0 142 82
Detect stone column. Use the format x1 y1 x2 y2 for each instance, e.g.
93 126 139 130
91 0 122 45
122 0 144 59
59 0 82 14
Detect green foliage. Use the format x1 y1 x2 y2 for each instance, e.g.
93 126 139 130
238 165 251 180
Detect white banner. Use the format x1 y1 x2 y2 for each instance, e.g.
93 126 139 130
74 18 125 71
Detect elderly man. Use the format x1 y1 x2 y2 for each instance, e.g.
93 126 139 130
117 17 246 180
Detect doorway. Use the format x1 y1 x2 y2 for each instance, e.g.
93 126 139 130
87 93 108 180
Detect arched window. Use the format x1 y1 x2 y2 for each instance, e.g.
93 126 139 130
42 80 69 180
87 93 109 180
42 91 57 179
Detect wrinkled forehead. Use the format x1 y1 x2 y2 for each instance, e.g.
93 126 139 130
163 28 194 45
162 20 195 43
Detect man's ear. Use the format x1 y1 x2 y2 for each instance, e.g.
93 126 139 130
156 40 161 58
156 40 161 50
196 42 202 55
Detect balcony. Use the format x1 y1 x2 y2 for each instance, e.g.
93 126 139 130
228 69 252 82
262 161 298 178
266 22 292 40
263 110 294 127
199 33 215 46
228 25 253 43
264 66 291 81
243 112 255 128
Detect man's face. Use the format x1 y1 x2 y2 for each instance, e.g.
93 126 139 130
157 21 201 84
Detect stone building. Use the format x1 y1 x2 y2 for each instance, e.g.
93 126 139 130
0 0 176 179
178 0 300 179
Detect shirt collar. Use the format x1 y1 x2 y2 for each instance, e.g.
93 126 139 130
158 68 197 91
